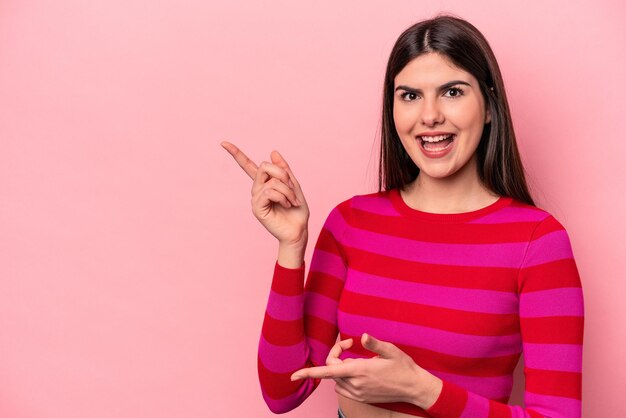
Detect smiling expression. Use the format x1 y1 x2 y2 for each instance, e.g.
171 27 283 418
393 52 491 181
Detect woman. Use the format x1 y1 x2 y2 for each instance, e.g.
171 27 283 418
221 14 584 418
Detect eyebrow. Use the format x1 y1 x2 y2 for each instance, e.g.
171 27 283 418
394 80 472 94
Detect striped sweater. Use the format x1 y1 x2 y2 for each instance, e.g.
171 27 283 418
258 188 584 417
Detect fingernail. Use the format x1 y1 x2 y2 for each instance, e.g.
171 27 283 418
288 179 295 188
291 374 302 381
295 197 302 206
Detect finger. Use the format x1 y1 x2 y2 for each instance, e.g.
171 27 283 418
334 376 358 393
326 338 354 366
361 332 399 359
333 378 361 402
326 357 342 366
291 363 355 381
270 151 295 188
326 338 354 362
261 177 300 207
253 161 296 199
270 151 305 203
220 141 258 180
257 187 293 209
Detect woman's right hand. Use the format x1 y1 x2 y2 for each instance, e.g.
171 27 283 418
221 141 310 248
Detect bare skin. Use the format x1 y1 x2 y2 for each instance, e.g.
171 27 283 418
393 52 496 213
220 141 309 268
338 395 411 418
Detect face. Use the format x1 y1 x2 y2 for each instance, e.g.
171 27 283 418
393 52 491 182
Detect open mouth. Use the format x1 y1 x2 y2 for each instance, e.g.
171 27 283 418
419 134 456 151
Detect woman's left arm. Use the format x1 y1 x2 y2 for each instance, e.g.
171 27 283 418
424 215 584 417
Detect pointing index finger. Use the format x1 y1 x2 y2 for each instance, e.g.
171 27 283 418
220 141 258 180
290 362 354 381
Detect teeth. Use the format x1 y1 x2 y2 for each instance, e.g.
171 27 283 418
421 134 453 142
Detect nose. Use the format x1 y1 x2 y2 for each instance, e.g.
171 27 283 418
420 96 444 126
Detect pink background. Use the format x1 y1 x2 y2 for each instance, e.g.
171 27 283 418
1 1 624 417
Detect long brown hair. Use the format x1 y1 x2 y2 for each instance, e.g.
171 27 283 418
378 14 535 206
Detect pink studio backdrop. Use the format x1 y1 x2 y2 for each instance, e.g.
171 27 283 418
1 1 624 417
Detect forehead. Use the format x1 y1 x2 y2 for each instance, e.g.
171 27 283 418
394 53 474 86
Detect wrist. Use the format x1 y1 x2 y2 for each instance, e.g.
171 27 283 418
410 368 443 410
277 239 307 269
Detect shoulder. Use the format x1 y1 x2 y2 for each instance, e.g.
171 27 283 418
506 199 577 267
327 189 393 218
515 201 581 290
506 197 569 234
327 189 388 211
322 190 390 229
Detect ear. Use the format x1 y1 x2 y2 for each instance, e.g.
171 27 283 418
485 107 492 124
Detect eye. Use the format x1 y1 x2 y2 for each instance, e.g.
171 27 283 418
399 92 418 102
444 87 465 98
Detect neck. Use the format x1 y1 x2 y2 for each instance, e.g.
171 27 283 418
401 157 499 213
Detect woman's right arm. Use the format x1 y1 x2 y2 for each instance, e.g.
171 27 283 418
221 141 348 413
259 205 348 413
277 240 307 269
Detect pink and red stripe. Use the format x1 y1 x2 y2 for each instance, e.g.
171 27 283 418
258 189 584 417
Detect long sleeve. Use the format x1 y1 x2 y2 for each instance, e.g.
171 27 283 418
424 215 584 418
257 206 349 413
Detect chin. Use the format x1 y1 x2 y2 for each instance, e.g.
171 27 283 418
420 167 459 179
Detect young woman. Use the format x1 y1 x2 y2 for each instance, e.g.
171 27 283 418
221 14 584 418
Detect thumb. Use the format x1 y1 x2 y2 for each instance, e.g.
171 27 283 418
361 333 398 358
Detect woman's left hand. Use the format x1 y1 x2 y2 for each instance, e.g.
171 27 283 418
290 333 443 409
